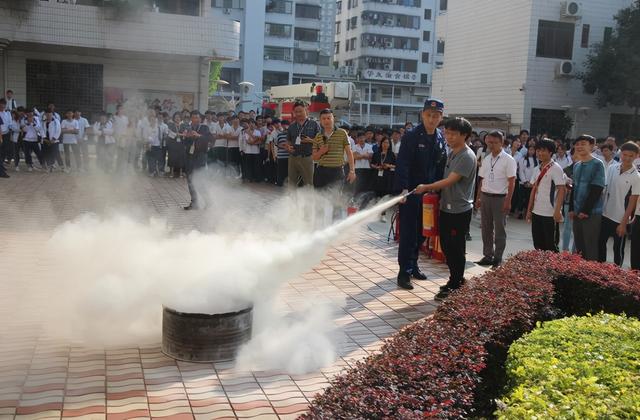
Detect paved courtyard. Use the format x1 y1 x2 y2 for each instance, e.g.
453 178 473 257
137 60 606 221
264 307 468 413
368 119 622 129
0 168 493 420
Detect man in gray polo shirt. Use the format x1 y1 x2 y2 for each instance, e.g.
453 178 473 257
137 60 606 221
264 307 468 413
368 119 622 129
415 117 476 301
285 100 320 188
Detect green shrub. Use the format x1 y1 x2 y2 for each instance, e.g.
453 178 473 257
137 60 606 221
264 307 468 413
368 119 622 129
497 313 640 419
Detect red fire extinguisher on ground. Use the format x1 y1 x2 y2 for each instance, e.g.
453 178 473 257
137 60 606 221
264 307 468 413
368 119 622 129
422 193 445 262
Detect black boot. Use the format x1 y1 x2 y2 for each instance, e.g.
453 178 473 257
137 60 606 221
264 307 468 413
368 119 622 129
412 267 427 280
397 271 414 290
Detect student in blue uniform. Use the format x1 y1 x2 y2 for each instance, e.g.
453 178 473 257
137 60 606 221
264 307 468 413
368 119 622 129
394 98 447 290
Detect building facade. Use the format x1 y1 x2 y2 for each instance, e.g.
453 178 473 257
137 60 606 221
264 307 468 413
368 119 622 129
0 0 240 116
333 0 439 127
210 0 334 111
431 0 635 139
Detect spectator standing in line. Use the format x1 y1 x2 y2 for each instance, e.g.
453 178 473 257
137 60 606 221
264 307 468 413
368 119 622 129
112 104 130 171
60 110 81 172
569 135 606 261
0 99 12 174
352 131 374 196
21 111 44 171
391 129 402 156
4 90 18 112
415 117 476 301
183 110 210 210
74 110 90 171
475 130 517 268
526 138 566 252
598 142 640 266
227 115 243 178
553 142 572 169
42 110 63 172
93 112 115 172
166 112 186 178
275 119 290 187
311 109 356 189
515 144 538 219
371 136 396 222
285 101 320 188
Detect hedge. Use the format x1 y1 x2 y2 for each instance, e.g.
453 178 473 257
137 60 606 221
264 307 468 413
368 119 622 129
300 251 640 419
497 313 640 419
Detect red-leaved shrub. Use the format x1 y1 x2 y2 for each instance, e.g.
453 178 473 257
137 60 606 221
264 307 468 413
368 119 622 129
300 251 640 419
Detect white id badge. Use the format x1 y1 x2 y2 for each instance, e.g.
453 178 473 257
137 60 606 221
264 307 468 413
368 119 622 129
189 144 195 155
295 135 301 145
378 170 384 177
489 172 495 182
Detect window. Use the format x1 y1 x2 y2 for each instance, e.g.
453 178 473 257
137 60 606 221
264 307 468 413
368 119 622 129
421 52 429 63
334 41 340 54
350 37 357 50
264 46 292 61
393 59 417 72
581 24 590 48
437 39 445 54
265 23 292 38
263 71 289 89
610 113 640 140
155 0 200 16
439 0 447 11
335 21 341 34
294 27 320 42
348 0 358 8
423 30 430 41
295 3 320 19
424 8 431 20
530 108 571 138
536 20 575 59
336 0 341 14
361 11 420 29
347 18 351 30
265 0 292 13
350 16 358 29
212 0 243 9
604 26 613 42
420 73 429 84
294 49 320 64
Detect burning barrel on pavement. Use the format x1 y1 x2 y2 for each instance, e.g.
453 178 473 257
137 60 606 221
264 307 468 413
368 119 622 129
162 305 253 363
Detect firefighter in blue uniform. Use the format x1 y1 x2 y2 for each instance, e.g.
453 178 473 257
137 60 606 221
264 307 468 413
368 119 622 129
394 98 446 290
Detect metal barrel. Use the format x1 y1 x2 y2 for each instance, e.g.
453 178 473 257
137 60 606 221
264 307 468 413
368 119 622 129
162 305 253 363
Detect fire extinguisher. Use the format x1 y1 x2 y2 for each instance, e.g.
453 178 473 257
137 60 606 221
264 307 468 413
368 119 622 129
347 198 358 216
422 193 440 237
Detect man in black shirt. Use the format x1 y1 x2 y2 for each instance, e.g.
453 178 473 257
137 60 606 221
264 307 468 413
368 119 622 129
183 110 211 210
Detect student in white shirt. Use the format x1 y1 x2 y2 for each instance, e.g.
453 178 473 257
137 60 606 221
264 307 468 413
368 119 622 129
60 110 81 172
210 112 233 165
4 90 18 112
74 110 91 170
526 139 566 252
352 131 373 195
391 129 402 156
553 142 572 169
112 104 130 170
21 112 44 171
94 111 116 172
139 110 168 177
42 110 63 172
516 145 538 218
241 119 261 182
0 98 12 170
227 115 243 177
475 130 517 267
599 142 640 266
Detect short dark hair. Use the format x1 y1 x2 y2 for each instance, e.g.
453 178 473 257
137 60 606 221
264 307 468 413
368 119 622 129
190 110 201 117
486 130 504 142
6 89 13 94
520 129 530 136
575 134 596 145
535 138 556 154
319 108 333 115
293 100 306 109
443 117 473 139
600 144 613 152
620 141 640 154
0 98 5 105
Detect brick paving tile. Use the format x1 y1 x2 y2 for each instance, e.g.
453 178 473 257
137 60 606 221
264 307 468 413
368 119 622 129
0 171 488 419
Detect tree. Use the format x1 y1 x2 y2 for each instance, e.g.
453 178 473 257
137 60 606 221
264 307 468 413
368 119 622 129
208 61 223 96
581 0 640 138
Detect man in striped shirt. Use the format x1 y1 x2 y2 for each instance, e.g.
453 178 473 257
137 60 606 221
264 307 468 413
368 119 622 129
312 109 356 189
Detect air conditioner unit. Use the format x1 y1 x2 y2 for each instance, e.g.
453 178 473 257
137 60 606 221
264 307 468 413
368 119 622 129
557 60 575 77
340 66 353 76
383 64 391 70
223 8 231 14
561 1 581 18
384 41 393 48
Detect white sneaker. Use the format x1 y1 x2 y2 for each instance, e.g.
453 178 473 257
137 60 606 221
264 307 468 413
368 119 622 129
381 214 387 223
64 168 71 174
27 166 33 172
14 166 19 172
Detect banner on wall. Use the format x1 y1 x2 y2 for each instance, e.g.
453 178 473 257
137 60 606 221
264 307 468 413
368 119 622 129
105 88 195 115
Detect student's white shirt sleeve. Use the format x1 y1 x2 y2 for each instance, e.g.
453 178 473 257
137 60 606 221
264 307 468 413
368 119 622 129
507 155 517 178
551 164 565 186
529 166 540 185
632 173 640 195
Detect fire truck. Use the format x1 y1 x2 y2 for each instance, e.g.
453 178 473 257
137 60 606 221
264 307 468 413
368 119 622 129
263 82 357 124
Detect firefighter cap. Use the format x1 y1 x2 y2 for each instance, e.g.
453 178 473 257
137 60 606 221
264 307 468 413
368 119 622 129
423 98 444 113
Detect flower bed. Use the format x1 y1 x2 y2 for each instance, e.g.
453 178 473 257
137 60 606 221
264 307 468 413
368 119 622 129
497 313 640 419
301 251 640 419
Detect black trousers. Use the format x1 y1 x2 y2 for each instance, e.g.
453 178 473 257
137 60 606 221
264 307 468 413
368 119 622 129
186 154 207 207
313 166 344 189
243 153 261 182
42 142 63 168
631 218 640 270
598 216 626 266
276 158 288 186
147 146 164 175
531 213 559 252
23 141 43 166
0 133 11 162
440 210 472 289
398 194 425 273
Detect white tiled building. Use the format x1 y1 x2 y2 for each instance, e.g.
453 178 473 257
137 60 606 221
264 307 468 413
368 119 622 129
210 0 335 111
0 0 240 115
432 0 635 139
333 0 439 127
